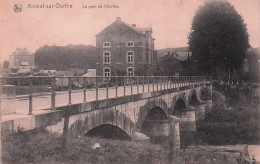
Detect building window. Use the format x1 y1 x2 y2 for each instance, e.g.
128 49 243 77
127 67 134 77
103 67 111 77
149 54 152 64
103 52 111 64
103 42 111 48
127 51 134 64
126 41 134 47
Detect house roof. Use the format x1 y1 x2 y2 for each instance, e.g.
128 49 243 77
160 53 180 62
82 69 96 77
96 17 153 38
124 22 152 34
17 68 30 74
39 70 56 73
21 62 29 66
161 51 192 61
176 52 192 61
11 48 33 56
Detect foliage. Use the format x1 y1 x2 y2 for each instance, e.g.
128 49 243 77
188 1 249 80
34 44 97 71
2 128 242 164
196 85 259 145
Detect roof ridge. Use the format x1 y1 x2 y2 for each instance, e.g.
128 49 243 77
96 18 152 36
123 21 152 34
116 19 146 35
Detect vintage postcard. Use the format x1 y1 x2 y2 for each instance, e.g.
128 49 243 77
0 0 260 163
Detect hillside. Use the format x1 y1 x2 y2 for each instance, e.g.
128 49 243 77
157 47 189 58
34 44 97 71
253 47 260 58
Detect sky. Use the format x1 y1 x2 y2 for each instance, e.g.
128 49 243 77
0 0 260 61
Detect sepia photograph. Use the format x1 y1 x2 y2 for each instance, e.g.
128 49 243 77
0 0 260 163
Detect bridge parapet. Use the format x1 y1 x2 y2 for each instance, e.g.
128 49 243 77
1 85 16 115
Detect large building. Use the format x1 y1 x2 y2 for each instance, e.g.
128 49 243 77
96 17 157 77
9 48 34 73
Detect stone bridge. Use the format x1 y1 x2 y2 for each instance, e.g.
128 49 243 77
1 76 212 147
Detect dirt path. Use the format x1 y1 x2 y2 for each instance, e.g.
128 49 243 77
189 145 260 162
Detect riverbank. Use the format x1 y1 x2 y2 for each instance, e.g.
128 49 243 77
195 84 259 145
2 128 246 164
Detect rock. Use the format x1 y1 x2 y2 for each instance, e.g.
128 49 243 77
92 143 101 150
131 132 150 141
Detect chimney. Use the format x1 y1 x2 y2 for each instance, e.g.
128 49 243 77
116 17 121 21
132 24 136 28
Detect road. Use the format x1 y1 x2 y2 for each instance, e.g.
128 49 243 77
13 82 191 115
1 82 201 120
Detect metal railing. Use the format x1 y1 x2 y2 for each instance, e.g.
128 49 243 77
1 76 211 115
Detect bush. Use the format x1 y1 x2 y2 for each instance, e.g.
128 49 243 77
196 85 259 145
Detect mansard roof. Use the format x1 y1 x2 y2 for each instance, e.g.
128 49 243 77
96 17 152 37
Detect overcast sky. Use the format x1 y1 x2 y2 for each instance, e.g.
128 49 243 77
1 0 260 61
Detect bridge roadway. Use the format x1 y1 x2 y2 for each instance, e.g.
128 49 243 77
2 81 198 121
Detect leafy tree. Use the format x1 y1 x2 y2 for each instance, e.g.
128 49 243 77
188 0 249 80
34 45 97 71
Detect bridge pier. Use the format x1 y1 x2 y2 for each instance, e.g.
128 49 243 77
141 118 171 143
205 99 213 112
193 104 206 122
140 115 180 148
175 110 196 132
174 110 196 147
168 115 180 148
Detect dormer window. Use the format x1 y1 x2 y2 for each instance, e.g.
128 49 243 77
103 42 111 48
126 41 134 47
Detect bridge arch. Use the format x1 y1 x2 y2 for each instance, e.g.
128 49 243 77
136 98 169 131
142 106 168 120
174 98 187 111
200 90 207 100
189 93 200 105
68 108 134 139
140 106 169 141
85 123 131 140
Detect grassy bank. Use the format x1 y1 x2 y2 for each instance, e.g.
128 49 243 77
195 84 260 145
2 128 244 164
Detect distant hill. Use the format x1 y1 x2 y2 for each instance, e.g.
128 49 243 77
247 47 260 59
157 47 189 58
253 47 260 58
34 44 97 71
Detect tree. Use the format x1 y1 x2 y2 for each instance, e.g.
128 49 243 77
34 45 97 71
188 0 249 80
